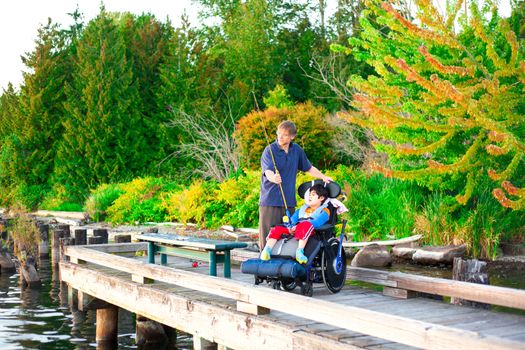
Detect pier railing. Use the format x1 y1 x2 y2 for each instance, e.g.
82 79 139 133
60 243 525 350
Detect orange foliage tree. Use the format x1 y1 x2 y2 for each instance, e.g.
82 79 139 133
234 102 336 169
335 0 524 210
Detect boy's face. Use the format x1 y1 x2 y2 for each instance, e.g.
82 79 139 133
308 190 325 207
277 128 295 148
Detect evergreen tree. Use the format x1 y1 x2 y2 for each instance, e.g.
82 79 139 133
56 8 145 200
120 13 173 173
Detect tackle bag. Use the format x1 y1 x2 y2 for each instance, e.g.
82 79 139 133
241 258 306 279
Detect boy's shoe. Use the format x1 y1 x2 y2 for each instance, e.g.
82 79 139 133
296 248 307 264
260 246 272 261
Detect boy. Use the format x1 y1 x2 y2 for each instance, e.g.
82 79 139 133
260 183 330 264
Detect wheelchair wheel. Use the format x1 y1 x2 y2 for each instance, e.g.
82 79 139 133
281 279 297 291
321 237 347 293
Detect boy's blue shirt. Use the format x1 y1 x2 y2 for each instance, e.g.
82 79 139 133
290 203 329 229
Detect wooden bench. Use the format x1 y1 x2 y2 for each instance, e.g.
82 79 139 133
137 233 248 278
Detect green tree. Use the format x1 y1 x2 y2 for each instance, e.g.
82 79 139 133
120 13 173 173
336 0 524 210
56 8 145 201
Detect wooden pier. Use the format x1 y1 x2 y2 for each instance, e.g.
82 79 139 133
60 242 525 350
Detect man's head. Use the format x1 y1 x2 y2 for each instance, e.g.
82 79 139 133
309 183 329 206
276 120 296 148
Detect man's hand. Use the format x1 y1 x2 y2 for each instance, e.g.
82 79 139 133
265 170 282 184
321 174 333 183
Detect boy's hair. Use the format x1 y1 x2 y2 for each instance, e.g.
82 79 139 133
277 120 297 136
310 183 329 203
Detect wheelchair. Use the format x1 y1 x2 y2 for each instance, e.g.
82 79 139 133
241 180 347 297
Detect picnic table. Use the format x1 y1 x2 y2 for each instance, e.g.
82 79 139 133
137 233 248 278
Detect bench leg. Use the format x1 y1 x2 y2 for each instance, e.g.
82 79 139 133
147 242 155 264
160 253 167 265
224 250 231 278
209 251 217 276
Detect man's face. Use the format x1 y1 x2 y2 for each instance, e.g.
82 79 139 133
277 128 295 147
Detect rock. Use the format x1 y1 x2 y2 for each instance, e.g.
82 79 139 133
351 244 392 267
412 244 466 265
500 242 525 256
392 243 418 260
0 251 16 273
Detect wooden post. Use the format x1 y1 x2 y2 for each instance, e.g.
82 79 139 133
96 305 119 346
20 256 41 287
452 257 490 308
57 224 71 237
114 234 131 243
0 251 16 273
88 236 104 245
74 229 87 246
38 223 49 258
51 229 66 265
59 237 75 262
135 314 168 348
93 229 108 244
193 336 217 350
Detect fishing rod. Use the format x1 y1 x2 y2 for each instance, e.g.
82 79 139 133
252 91 292 225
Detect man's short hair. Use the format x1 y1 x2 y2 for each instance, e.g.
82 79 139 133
277 120 297 136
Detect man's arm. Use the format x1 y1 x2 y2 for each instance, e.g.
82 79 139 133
306 166 333 183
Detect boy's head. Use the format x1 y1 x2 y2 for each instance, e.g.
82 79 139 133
309 183 329 204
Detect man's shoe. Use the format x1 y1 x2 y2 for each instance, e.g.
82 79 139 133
260 246 272 261
296 248 307 264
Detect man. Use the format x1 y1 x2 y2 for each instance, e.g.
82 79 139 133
259 120 332 250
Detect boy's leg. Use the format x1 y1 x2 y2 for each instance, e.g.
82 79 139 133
294 222 314 264
260 226 288 261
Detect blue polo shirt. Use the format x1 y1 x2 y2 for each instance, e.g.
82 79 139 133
259 141 312 207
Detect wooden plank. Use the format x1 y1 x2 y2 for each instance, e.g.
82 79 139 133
60 263 358 350
347 267 398 288
60 248 525 350
137 233 247 250
383 287 418 299
392 272 525 310
87 242 147 253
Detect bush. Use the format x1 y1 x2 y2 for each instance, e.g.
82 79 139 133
105 177 175 224
7 204 40 261
214 170 260 228
84 184 125 222
234 102 336 169
161 180 218 227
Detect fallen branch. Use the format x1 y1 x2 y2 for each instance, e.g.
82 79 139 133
343 234 422 248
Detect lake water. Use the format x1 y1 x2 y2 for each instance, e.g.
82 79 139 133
0 258 192 350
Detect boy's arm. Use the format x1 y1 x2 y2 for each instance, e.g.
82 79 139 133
290 209 300 225
309 210 330 229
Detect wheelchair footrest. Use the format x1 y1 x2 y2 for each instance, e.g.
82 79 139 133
241 258 306 279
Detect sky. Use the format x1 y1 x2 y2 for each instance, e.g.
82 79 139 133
0 0 199 91
0 0 513 92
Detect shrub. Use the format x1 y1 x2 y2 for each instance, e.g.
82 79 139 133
214 170 260 228
105 177 174 224
84 183 125 222
161 180 218 227
7 204 40 262
234 102 336 169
